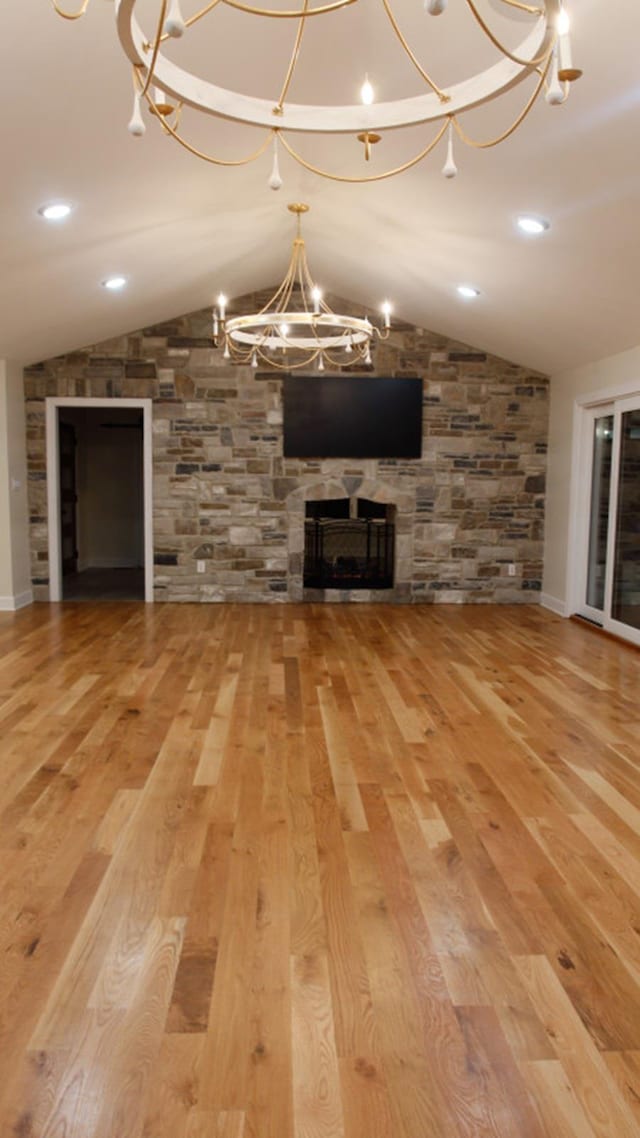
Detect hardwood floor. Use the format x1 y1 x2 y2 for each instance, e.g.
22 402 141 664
0 601 639 1138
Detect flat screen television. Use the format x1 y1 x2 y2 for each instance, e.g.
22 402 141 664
282 375 423 458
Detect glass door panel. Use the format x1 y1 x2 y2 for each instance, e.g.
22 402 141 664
586 414 614 611
611 407 640 631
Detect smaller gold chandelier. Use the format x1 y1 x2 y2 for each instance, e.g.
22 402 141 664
213 204 392 372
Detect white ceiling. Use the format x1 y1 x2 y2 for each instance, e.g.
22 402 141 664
1 0 638 374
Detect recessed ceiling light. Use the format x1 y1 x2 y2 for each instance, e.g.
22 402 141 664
38 202 73 222
457 284 480 299
102 276 128 291
516 215 550 236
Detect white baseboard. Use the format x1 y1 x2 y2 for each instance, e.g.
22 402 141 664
0 589 34 612
540 592 568 617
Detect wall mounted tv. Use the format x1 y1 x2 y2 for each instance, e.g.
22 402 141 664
282 375 423 459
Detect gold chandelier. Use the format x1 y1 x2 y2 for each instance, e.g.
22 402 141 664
51 0 581 186
213 203 391 370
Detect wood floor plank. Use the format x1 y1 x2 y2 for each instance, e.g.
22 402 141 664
0 602 638 1138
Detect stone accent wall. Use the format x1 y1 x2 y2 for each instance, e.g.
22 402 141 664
23 294 549 603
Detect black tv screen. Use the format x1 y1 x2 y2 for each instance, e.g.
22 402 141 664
282 375 423 458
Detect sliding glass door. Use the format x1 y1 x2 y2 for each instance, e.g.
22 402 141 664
585 410 614 614
610 403 640 636
575 396 640 647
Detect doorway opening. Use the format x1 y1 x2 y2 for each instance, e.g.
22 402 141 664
46 398 154 602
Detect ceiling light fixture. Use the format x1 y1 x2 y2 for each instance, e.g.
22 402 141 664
457 284 480 298
102 275 128 290
38 202 73 221
50 0 582 187
213 203 391 371
516 214 551 235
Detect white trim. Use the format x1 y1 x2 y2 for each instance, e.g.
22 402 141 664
568 402 615 621
566 375 640 621
564 397 585 617
46 398 61 602
566 383 640 648
540 592 568 617
0 589 34 612
607 616 640 649
45 397 154 603
602 403 623 623
142 399 154 603
575 379 640 409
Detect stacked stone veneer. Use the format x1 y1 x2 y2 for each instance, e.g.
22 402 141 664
23 293 549 603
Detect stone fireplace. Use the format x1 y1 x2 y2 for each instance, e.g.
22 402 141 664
286 478 415 602
304 498 395 590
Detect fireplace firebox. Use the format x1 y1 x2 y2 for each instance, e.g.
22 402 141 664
303 498 395 589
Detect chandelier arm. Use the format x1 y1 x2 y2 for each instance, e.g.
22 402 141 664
296 248 314 316
256 348 322 371
221 0 357 17
268 248 301 313
381 0 449 103
274 0 311 113
145 87 187 134
463 0 553 70
148 110 276 165
322 350 366 368
300 247 321 314
257 252 300 316
138 0 168 99
451 55 550 149
498 0 543 13
143 0 225 50
50 0 90 18
278 119 448 184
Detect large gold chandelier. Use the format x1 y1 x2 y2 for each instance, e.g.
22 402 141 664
214 203 391 370
51 0 581 186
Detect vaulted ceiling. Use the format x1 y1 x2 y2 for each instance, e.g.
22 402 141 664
1 0 637 374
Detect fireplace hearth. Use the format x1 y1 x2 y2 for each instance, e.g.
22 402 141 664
304 498 395 589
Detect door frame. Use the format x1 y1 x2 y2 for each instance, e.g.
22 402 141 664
567 382 640 646
46 397 154 603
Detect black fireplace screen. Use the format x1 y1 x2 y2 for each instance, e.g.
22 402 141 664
304 518 395 589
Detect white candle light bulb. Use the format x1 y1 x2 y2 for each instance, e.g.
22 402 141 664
381 300 392 328
556 5 570 35
360 75 374 106
217 293 227 318
311 286 322 314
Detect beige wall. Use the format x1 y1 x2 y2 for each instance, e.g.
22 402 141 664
543 344 640 610
0 359 31 609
